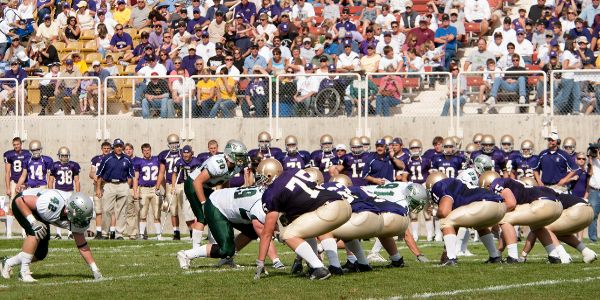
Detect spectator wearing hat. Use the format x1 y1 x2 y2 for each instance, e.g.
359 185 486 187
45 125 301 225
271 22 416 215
409 17 434 48
65 52 87 75
322 0 340 22
182 47 201 75
131 32 152 64
36 0 53 26
143 72 174 118
86 61 116 114
375 67 403 116
186 0 205 20
576 36 596 69
360 42 381 73
207 11 226 44
528 0 547 22
568 18 592 43
539 38 561 67
497 42 525 70
207 43 226 73
76 1 95 31
579 0 600 26
276 13 297 41
110 24 134 52
243 44 267 74
0 59 27 114
434 14 457 70
299 37 316 62
242 68 270 117
335 7 357 33
492 16 517 45
56 2 77 29
554 39 582 115
375 31 398 57
362 139 405 184
234 0 257 25
464 0 491 36
3 37 25 63
133 45 156 71
35 14 59 42
448 9 465 47
487 32 507 60
532 21 551 51
195 30 216 63
537 50 561 105
337 39 361 72
206 0 229 21
512 8 531 33
113 0 132 26
293 63 319 116
173 20 192 49
187 8 209 34
399 2 421 33
38 62 61 115
129 0 152 29
96 9 118 36
514 28 534 64
55 59 82 115
359 27 379 56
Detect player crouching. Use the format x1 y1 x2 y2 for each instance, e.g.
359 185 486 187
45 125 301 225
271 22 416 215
1 189 101 282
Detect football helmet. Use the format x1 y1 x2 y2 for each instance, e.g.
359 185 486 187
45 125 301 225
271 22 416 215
500 135 514 152
329 174 352 187
29 140 42 158
562 137 576 154
57 146 70 163
457 169 479 187
360 136 371 152
382 135 393 146
408 139 423 157
520 140 534 158
349 137 364 155
66 192 94 229
224 139 249 168
285 135 298 154
442 137 456 155
519 177 538 187
450 136 462 151
167 134 180 152
255 158 283 186
406 183 428 212
425 172 447 190
258 131 272 150
479 171 500 189
472 133 484 144
473 155 494 174
320 134 334 152
305 167 324 185
481 134 495 154
465 143 478 159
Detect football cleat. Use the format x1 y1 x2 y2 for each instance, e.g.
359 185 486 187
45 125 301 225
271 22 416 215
1 257 12 279
356 263 374 272
94 232 103 240
328 265 344 275
54 234 62 240
272 261 285 269
441 258 458 266
484 256 503 264
309 267 331 280
367 252 387 263
291 256 304 274
505 256 521 264
457 250 474 257
582 248 597 264
177 251 190 270
548 256 561 264
19 272 37 282
110 231 116 240
215 258 239 268
173 231 181 240
342 260 358 273
387 257 405 268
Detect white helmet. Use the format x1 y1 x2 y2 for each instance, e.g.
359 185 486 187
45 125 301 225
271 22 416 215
57 146 70 163
29 140 42 158
457 169 479 187
66 193 94 229
473 155 494 175
167 134 180 152
224 139 249 168
406 183 428 212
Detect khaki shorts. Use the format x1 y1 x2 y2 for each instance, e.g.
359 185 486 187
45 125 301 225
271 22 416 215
139 186 160 221
8 181 18 210
441 201 506 230
377 213 410 238
546 204 594 236
500 200 563 229
332 211 383 241
280 200 352 241
180 188 196 222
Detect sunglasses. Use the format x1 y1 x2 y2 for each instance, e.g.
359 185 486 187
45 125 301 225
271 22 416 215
164 36 171 38
577 158 586 160
507 47 515 49
451 68 459 71
225 58 233 61
195 63 203 65
116 28 123 30
512 59 520 62
174 62 181 64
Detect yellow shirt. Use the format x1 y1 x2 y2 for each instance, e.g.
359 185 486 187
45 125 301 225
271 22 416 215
360 54 381 73
113 8 132 26
74 61 88 74
215 78 236 101
196 79 216 101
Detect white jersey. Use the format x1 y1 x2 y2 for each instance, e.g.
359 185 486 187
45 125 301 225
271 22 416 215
209 186 265 224
24 189 87 233
188 154 243 187
361 182 409 207
457 168 479 187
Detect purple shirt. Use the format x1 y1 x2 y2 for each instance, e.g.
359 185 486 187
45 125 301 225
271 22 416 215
534 148 579 185
91 154 104 170
422 148 442 162
174 157 201 183
227 169 246 188
570 169 588 198
338 153 370 186
134 156 160 187
248 147 283 159
2 68 27 85
335 20 357 32
432 178 503 209
490 178 556 205
310 150 336 182
406 156 431 184
472 148 507 173
431 154 465 178
158 149 182 184
276 151 311 170
511 155 539 179
23 155 53 188
361 153 395 182
234 2 257 23
110 33 134 49
197 152 222 165
3 150 31 182
50 161 81 191
245 79 268 98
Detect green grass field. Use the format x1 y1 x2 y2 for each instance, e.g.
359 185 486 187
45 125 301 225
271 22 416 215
1 238 600 299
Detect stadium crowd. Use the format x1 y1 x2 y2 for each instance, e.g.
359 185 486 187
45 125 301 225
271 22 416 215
0 0 599 117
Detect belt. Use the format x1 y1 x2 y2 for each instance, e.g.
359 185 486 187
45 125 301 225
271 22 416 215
140 185 155 188
107 180 127 184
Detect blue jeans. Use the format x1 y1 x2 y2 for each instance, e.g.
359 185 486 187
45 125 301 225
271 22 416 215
209 99 237 118
595 85 600 114
142 97 174 118
135 82 147 105
588 189 600 242
375 95 401 116
441 96 466 116
490 76 526 97
241 95 267 117
444 48 456 70
554 78 580 115
193 100 214 118
536 80 560 102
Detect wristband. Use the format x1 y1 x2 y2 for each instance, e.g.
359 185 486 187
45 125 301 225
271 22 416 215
89 262 99 272
26 215 36 224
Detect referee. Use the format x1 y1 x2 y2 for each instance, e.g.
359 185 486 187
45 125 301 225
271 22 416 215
95 138 134 240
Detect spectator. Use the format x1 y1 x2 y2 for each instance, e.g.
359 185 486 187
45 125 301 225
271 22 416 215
486 53 528 106
243 44 267 74
529 0 547 22
513 8 531 32
479 58 502 107
206 0 228 21
130 0 151 29
232 48 245 73
113 0 131 26
337 39 361 72
76 1 95 31
170 67 195 116
3 38 25 62
54 59 81 115
399 1 420 33
375 4 395 32
323 0 340 22
560 7 578 33
532 20 549 51
33 38 59 67
359 27 378 56
423 40 444 74
538 38 560 66
158 49 175 74
291 0 315 27
587 141 600 242
378 45 403 72
448 9 465 47
149 22 164 50
110 24 133 53
195 31 216 63
497 42 525 70
235 25 253 55
293 63 319 115
568 18 592 43
194 68 216 117
36 14 59 42
38 62 61 115
235 0 257 25
143 72 174 119
360 0 379 35
0 59 26 114
493 16 517 45
209 67 237 118
534 131 579 191
173 21 192 49
424 2 440 32
181 48 201 75
216 53 241 78
360 43 381 73
187 8 209 34
579 0 600 26
87 61 117 114
376 31 400 57
56 2 76 29
276 13 298 42
242 69 270 117
186 0 206 20
409 17 434 48
514 28 534 64
537 50 561 105
554 39 582 115
576 36 595 69
335 7 357 33
464 0 491 36
434 13 457 70
170 5 188 29
95 24 112 59
36 0 53 26
551 22 566 44
255 14 277 44
207 43 225 74
375 67 403 116
441 62 467 116
103 55 119 76
267 47 287 75
406 47 424 73
63 16 81 44
487 32 507 60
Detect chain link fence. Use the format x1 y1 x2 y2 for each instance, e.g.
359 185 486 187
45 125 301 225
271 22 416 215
21 76 101 117
550 70 600 116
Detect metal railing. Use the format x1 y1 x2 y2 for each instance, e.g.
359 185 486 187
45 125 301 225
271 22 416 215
550 69 600 117
0 78 19 137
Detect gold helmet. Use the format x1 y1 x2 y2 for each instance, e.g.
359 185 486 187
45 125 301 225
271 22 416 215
500 135 514 152
360 136 371 152
167 134 180 151
382 135 393 146
465 143 478 159
520 177 538 187
473 133 484 145
349 137 364 155
450 136 462 151
520 140 534 158
57 146 70 163
329 174 352 187
258 131 272 150
481 134 496 154
285 135 298 154
29 140 42 158
562 137 576 154
442 137 456 155
304 167 324 185
255 158 283 186
479 171 500 189
408 139 422 157
320 134 334 152
425 172 447 190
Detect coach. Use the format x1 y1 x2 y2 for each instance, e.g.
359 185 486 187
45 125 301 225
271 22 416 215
95 138 134 240
588 140 600 242
533 132 578 191
362 139 405 185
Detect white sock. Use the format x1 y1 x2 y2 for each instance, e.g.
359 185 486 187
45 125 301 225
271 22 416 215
20 252 33 275
320 238 341 268
305 237 319 254
347 254 357 263
5 253 22 267
56 228 62 236
6 215 13 236
295 242 324 268
139 222 147 235
370 238 383 254
390 253 402 261
556 245 571 262
184 244 207 259
434 219 442 238
507 243 518 259
192 229 203 249
425 221 434 240
456 227 468 253
480 233 500 258
173 226 179 233
444 234 458 259
545 244 558 257
411 222 419 238
96 226 102 232
576 242 586 252
344 239 368 265
154 223 161 235
109 226 115 232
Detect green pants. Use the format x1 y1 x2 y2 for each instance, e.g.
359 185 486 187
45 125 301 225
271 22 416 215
12 194 50 261
183 177 213 224
204 200 258 259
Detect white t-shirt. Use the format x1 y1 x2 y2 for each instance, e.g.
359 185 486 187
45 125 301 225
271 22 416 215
514 38 534 56
296 75 320 96
336 51 361 71
561 50 579 80
379 56 402 71
487 41 507 58
492 28 517 45
56 10 77 29
258 46 272 63
256 23 277 42
196 42 216 63
209 186 266 224
376 40 401 56
137 63 168 83
291 3 315 20
375 14 396 31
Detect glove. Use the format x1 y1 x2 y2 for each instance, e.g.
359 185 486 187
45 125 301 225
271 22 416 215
93 269 103 280
31 220 48 240
253 260 268 280
416 255 430 263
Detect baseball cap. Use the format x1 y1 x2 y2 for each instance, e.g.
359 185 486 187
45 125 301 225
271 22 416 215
117 0 125 4
76 1 87 8
9 58 19 65
328 64 336 72
146 54 156 61
549 39 558 46
236 13 243 18
201 30 209 37
193 8 201 13
304 63 313 70
62 2 70 8
419 16 429 23
449 9 459 15
516 28 525 34
544 30 553 38
43 14 51 20
177 20 187 27
215 42 223 50
383 31 392 37
92 60 101 67
182 145 192 153
391 137 403 145
336 144 347 151
342 7 350 14
113 138 124 147
504 16 512 24
547 131 559 141
441 14 450 21
549 51 558 58
65 59 74 65
405 0 413 7
536 19 545 25
303 37 312 43
576 36 588 44
494 31 503 38
375 139 386 146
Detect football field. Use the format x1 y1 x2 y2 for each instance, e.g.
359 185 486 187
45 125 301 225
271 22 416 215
1 238 600 299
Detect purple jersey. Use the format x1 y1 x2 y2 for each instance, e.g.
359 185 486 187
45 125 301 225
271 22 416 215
262 169 343 221
158 149 182 184
393 152 410 179
431 178 503 209
91 154 104 171
570 169 588 198
174 157 201 183
322 182 380 214
134 156 160 187
228 169 246 188
310 150 336 182
3 149 31 182
339 153 370 186
197 152 222 165
248 147 283 159
511 155 539 179
276 151 311 170
50 161 81 191
472 149 507 173
490 178 557 205
553 191 586 209
422 148 441 161
406 156 431 184
23 155 53 188
431 155 465 178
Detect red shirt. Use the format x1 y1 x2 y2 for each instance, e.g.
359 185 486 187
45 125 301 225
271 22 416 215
409 27 435 47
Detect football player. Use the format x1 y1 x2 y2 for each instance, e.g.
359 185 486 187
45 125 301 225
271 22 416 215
423 136 443 161
360 136 371 153
510 140 539 179
329 137 370 186
16 140 53 193
471 134 507 175
89 141 112 239
482 172 570 263
157 134 184 240
390 138 410 181
426 172 513 266
172 145 202 244
197 140 220 165
133 143 161 240
310 134 336 183
499 135 520 164
562 137 577 161
124 143 140 239
276 135 311 170
472 133 484 150
1 190 101 282
404 139 435 241
431 137 466 179
3 137 31 238
464 143 478 167
48 146 81 239
254 159 352 280
248 131 283 158
176 186 284 270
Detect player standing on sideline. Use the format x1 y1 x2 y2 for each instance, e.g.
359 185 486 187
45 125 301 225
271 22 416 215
248 131 283 158
423 136 443 161
311 134 337 182
48 147 81 239
90 141 112 239
390 138 410 181
3 137 31 238
1 190 101 282
276 135 311 170
133 143 161 240
16 141 53 192
405 139 434 241
510 140 539 179
172 145 202 243
197 140 220 165
157 134 184 240
471 134 507 175
329 137 370 186
124 143 140 239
